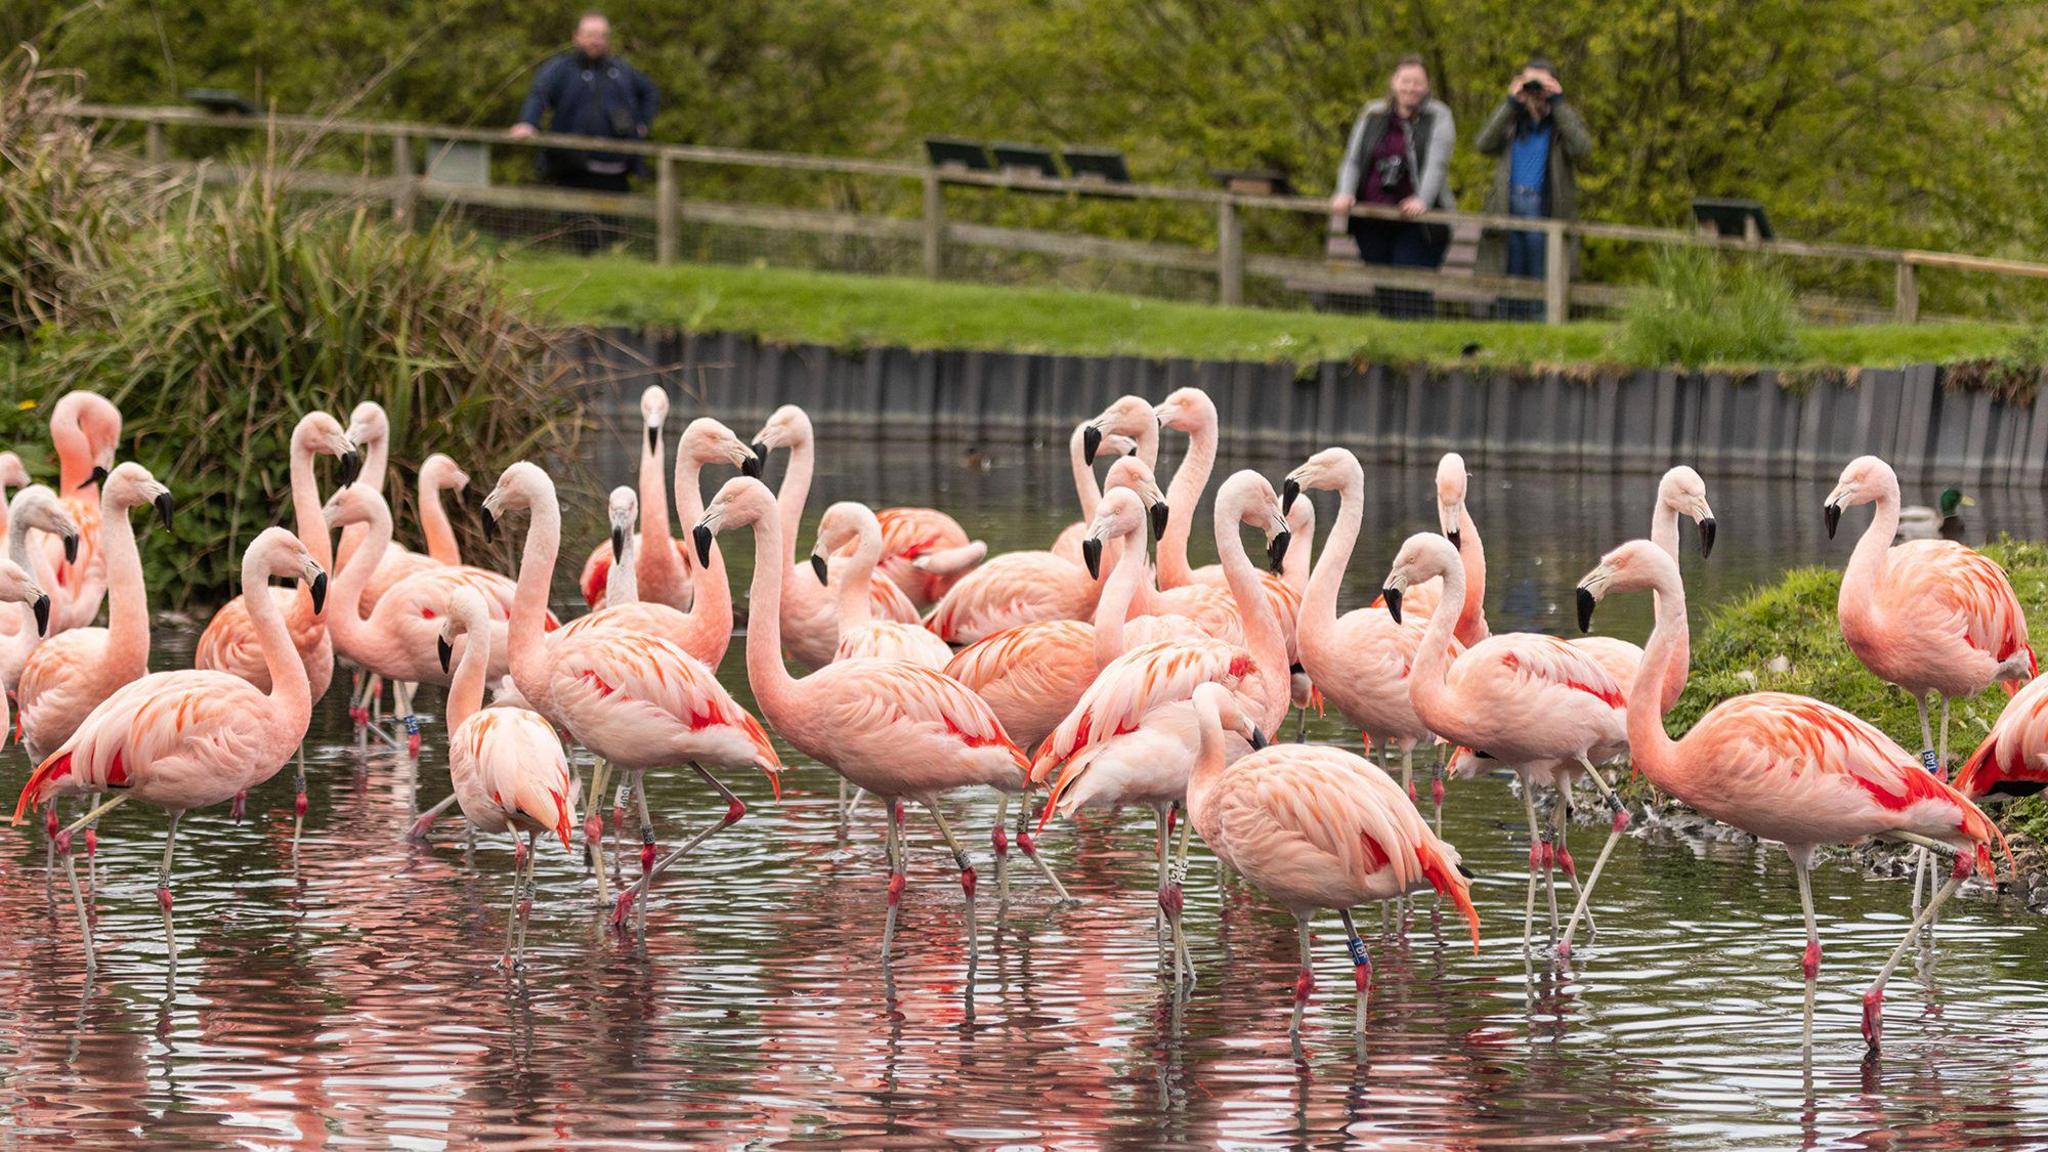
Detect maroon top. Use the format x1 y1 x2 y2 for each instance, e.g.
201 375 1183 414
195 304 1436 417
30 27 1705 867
1363 117 1414 204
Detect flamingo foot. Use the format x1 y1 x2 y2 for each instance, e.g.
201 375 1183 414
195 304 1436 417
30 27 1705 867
887 872 906 906
1862 987 1883 1050
611 888 635 927
1557 939 1572 962
406 811 438 842
157 885 172 912
1803 940 1822 981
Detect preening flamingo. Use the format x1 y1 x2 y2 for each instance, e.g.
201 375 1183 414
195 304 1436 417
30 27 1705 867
43 390 123 632
702 475 1055 977
813 502 954 668
1184 683 1479 1043
1384 532 1627 953
579 386 696 610
863 506 987 610
1 485 78 693
749 404 919 669
1578 539 2005 1050
1049 423 1141 566
484 462 780 924
17 464 173 762
435 587 577 969
13 526 326 983
0 559 50 747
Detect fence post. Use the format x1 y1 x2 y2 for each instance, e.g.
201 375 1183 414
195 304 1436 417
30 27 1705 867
921 170 944 279
1217 198 1244 307
1894 259 1919 324
656 154 679 265
143 120 165 163
1543 220 1570 324
390 135 416 225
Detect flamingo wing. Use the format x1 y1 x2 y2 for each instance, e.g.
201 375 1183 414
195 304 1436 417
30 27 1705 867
1036 637 1253 772
1454 633 1626 711
1886 541 2033 675
944 620 1091 697
924 552 1089 643
549 630 779 772
457 707 577 850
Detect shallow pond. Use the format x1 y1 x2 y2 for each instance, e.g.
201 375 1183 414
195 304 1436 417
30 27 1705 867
2 426 2045 1150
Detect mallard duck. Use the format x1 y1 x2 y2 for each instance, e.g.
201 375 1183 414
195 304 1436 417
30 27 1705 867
1894 487 1972 543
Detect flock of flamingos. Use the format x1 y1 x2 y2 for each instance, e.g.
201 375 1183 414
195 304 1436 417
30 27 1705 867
1 385 2044 1055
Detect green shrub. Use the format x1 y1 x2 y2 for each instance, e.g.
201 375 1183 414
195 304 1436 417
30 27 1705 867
1612 247 1802 368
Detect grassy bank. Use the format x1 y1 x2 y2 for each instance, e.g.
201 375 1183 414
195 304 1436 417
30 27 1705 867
1650 539 2048 860
504 256 2021 370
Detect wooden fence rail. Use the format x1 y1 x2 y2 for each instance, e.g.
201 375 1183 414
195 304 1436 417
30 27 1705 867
63 102 2048 326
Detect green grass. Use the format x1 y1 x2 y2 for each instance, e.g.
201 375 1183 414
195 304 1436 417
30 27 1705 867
503 255 2021 370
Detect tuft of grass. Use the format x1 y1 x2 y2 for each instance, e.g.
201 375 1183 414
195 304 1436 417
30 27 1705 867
1611 248 1803 368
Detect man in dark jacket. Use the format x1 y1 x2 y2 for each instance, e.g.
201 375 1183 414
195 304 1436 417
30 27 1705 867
1474 56 1592 318
512 13 659 194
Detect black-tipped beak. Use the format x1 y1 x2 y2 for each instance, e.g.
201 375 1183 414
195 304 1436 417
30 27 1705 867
1698 517 1717 560
32 593 49 636
310 570 328 615
1081 536 1104 580
1447 528 1462 552
1249 726 1269 751
1576 586 1597 633
1824 503 1841 540
1267 530 1291 573
62 532 78 565
1149 501 1170 543
741 452 763 479
1282 477 1301 515
646 426 661 455
339 449 361 488
1456 861 1474 879
692 523 713 568
77 464 108 492
480 506 497 542
1382 586 1402 624
611 525 626 564
437 635 453 675
1082 424 1103 464
810 553 829 584
153 492 174 531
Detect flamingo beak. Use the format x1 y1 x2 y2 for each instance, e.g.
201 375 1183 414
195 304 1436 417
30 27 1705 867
611 525 627 564
1382 586 1403 624
1824 503 1842 539
810 552 829 584
153 492 175 531
438 635 453 675
748 442 769 475
1698 517 1717 559
32 593 49 636
1447 528 1462 551
1249 726 1269 751
1082 537 1103 580
339 449 361 488
1282 477 1300 515
1266 530 1291 573
693 524 713 568
480 506 498 543
1149 501 1169 543
1576 586 1597 633
1082 425 1104 464
78 465 108 492
310 569 328 615
62 532 78 565
646 426 661 455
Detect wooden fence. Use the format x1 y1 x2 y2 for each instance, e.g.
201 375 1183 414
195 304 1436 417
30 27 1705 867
66 102 2048 325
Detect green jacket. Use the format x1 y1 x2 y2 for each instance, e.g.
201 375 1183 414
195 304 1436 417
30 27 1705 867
1474 94 1592 275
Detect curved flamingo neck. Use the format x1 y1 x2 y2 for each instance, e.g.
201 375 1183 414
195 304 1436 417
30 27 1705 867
835 521 881 633
289 437 334 572
1158 417 1217 588
1091 532 1146 668
508 487 561 701
1410 558 1468 729
1303 469 1363 636
1186 696 1231 811
740 507 801 712
51 406 92 495
245 549 309 717
419 479 460 565
1650 500 1680 560
774 436 815 563
100 497 149 672
1216 495 1288 728
639 429 675 566
1627 566 1689 789
1841 482 1901 638
328 501 392 654
1070 429 1102 522
339 433 390 571
1134 422 1160 471
1454 505 1488 643
446 624 489 734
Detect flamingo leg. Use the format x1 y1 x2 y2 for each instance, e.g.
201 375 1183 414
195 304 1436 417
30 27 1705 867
85 793 103 898
1294 705 1307 742
1794 852 1820 1053
157 811 181 981
586 758 611 905
614 763 749 923
992 793 1011 905
1559 758 1629 957
505 836 526 965
1015 797 1070 902
1290 913 1315 1040
1430 745 1446 838
1153 803 1172 975
407 794 460 842
1862 852 1968 1052
1167 801 1194 986
1552 794 1598 942
610 777 631 888
926 801 980 985
881 798 905 967
1522 781 1541 954
290 745 309 853
515 830 538 969
1338 907 1371 1045
633 769 658 929
1910 693 1937 917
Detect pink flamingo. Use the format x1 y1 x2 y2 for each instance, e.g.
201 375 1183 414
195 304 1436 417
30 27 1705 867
814 502 955 668
483 462 781 921
193 411 354 838
701 475 1051 976
1578 539 2005 1050
0 453 28 542
13 526 326 982
415 453 471 565
1384 532 1628 953
17 464 173 762
862 506 987 610
578 386 696 610
1085 389 1218 589
434 586 577 969
1565 465 1716 712
1954 671 2048 801
599 487 643 607
1050 422 1142 565
338 401 442 610
1 485 78 693
42 390 123 632
1184 682 1480 1042
1374 454 1490 645
0 559 50 747
749 404 919 669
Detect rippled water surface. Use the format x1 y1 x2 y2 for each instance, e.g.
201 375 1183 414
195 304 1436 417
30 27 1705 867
3 424 2047 1150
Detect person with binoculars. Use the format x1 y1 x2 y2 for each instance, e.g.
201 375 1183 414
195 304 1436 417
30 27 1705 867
1475 56 1594 318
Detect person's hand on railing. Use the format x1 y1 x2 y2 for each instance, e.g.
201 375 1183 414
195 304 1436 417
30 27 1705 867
1398 196 1426 218
509 123 538 140
1330 193 1355 216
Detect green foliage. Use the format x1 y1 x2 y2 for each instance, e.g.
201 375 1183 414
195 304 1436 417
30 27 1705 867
1612 248 1801 367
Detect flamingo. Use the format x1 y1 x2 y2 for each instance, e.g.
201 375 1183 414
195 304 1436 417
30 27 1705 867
748 404 919 669
579 386 696 610
415 453 470 565
17 464 174 761
1827 454 2032 916
1564 465 1716 713
1954 671 2048 801
813 502 954 668
42 390 123 632
12 526 326 982
434 586 577 969
1374 454 1490 645
862 506 987 610
1083 389 1221 590
1183 682 1480 1042
601 487 641 607
700 475 1052 977
1383 532 1628 953
483 462 780 922
1049 422 1141 566
0 559 50 747
1 485 79 693
0 452 28 543
193 411 355 839
1577 539 2005 1050
338 401 442 611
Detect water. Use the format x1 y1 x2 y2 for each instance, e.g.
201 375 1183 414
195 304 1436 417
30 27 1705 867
3 426 2047 1150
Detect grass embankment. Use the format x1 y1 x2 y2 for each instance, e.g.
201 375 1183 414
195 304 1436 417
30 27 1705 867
1654 539 2048 875
504 256 2019 370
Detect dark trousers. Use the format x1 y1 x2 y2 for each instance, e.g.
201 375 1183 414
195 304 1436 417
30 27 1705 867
551 163 634 254
1499 185 1548 320
1349 217 1437 319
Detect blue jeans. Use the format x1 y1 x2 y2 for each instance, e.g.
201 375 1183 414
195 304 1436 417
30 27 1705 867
1502 185 1548 319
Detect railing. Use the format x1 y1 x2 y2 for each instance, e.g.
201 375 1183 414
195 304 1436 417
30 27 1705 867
69 102 2048 325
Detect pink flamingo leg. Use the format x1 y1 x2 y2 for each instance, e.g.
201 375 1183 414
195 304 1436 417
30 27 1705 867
158 811 182 981
585 759 611 905
1290 915 1316 1041
290 746 310 852
881 799 906 967
612 763 748 925
1013 801 1069 901
407 794 459 842
56 794 129 980
1337 908 1372 1044
515 830 538 969
991 794 1011 904
1559 758 1630 957
1862 850 1970 1052
1521 784 1543 953
1793 851 1821 1052
927 802 981 987
1152 803 1174 976
504 837 528 967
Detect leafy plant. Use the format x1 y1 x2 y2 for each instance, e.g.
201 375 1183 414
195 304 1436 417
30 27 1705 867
1612 248 1801 368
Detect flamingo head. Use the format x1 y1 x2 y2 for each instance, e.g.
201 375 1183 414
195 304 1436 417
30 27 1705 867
640 385 670 455
1283 447 1361 515
607 486 638 565
291 411 359 488
1383 532 1460 625
1436 452 1470 550
811 501 879 584
681 418 758 476
436 587 494 675
1083 487 1151 579
0 558 50 636
1576 539 1680 631
1152 387 1215 436
420 453 470 498
8 485 80 564
1192 682 1265 752
1086 395 1156 463
0 452 28 491
480 461 555 543
344 401 390 460
697 476 779 567
748 404 811 471
322 482 390 536
250 526 327 615
1101 456 1168 541
1218 470 1290 574
1657 465 1716 558
1823 455 1898 539
103 463 173 531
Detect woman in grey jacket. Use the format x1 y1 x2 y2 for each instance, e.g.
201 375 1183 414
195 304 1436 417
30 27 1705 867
1331 56 1456 317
